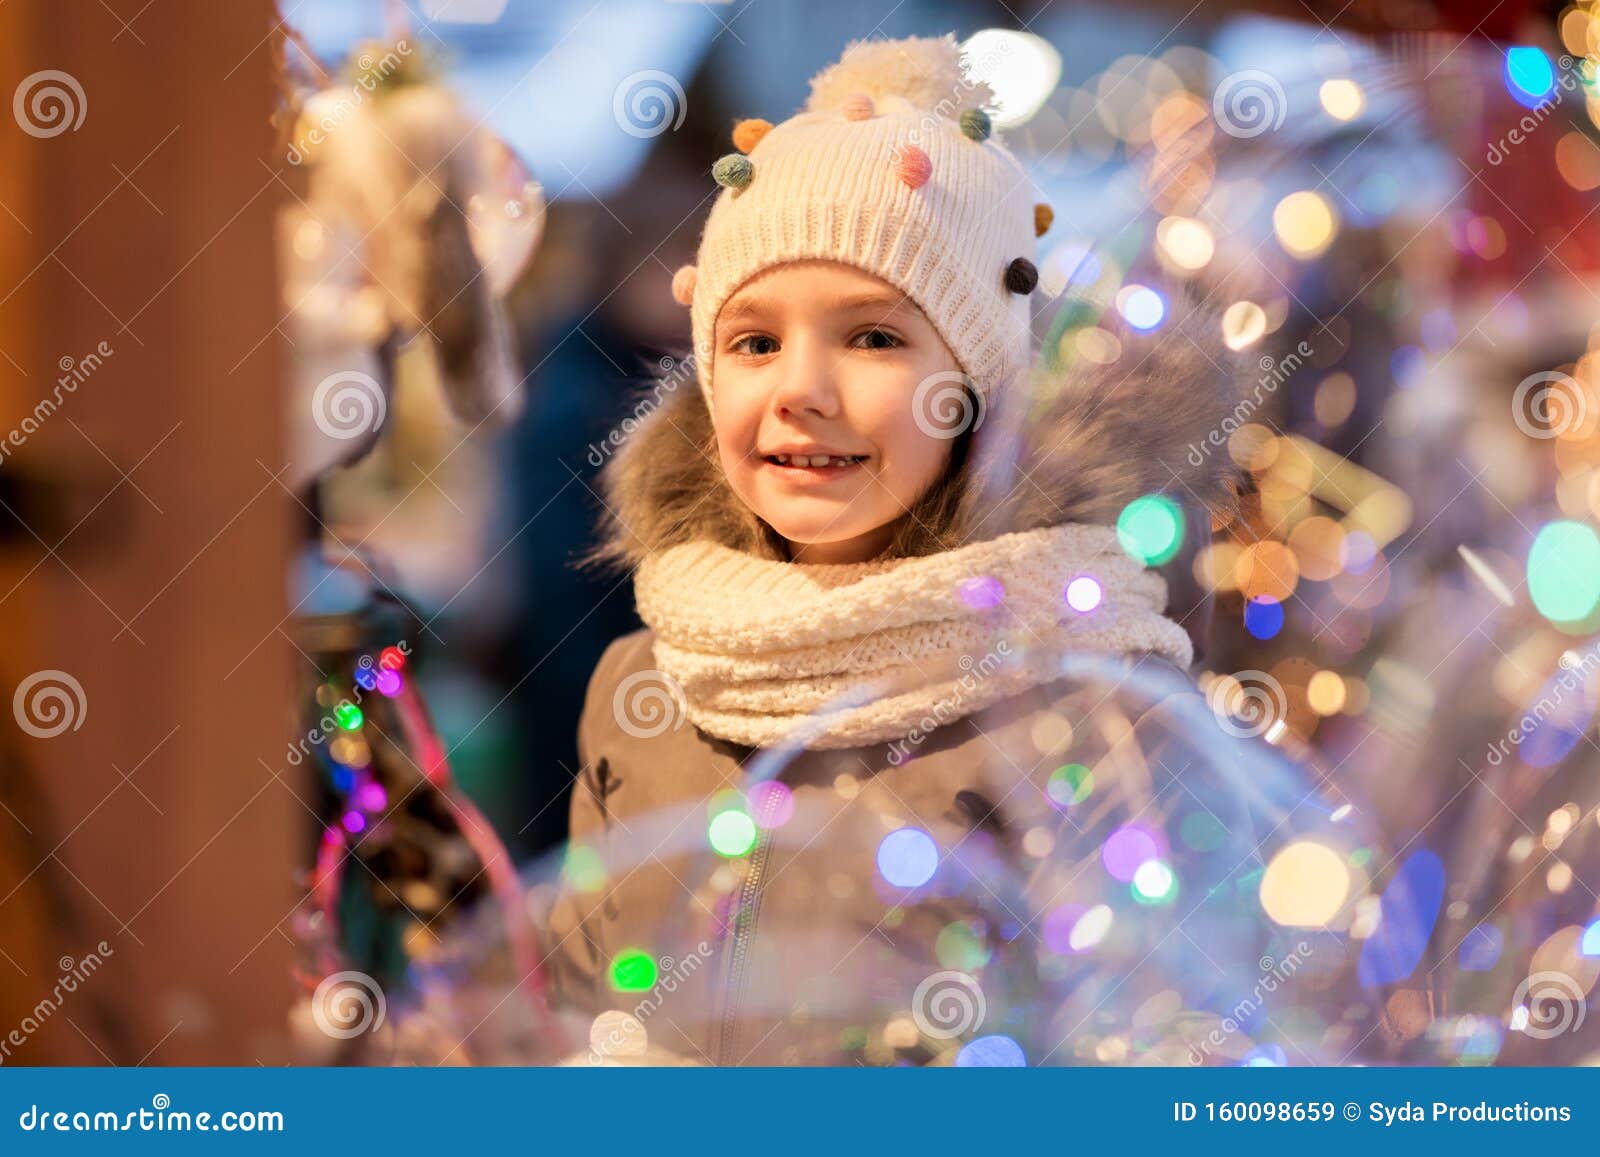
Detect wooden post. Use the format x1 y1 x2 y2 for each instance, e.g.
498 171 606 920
0 0 295 1064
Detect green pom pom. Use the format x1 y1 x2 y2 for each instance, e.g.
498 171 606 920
712 154 753 189
959 108 992 142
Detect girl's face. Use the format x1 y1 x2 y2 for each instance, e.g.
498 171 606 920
711 261 964 565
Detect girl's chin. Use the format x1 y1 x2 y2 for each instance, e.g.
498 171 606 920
763 514 897 561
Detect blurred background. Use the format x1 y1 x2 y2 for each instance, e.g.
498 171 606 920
1 0 1598 1063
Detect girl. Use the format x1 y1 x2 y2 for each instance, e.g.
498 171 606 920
546 36 1363 1067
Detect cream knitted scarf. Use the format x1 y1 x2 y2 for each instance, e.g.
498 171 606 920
632 523 1193 751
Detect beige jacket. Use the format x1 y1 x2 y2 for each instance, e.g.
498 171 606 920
546 627 1360 1066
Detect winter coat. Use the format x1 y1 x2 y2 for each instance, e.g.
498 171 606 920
549 632 1363 1067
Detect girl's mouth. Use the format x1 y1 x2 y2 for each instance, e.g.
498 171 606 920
761 453 867 479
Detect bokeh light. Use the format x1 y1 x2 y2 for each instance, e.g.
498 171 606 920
748 780 795 829
1260 840 1351 926
609 949 657 992
1243 596 1284 640
1222 300 1268 350
877 827 939 888
1116 494 1184 565
1527 520 1600 623
955 1034 1027 1067
1131 859 1178 904
1102 824 1160 882
1047 762 1094 806
1117 284 1167 330
708 809 758 857
1319 78 1365 120
1505 46 1555 105
1273 190 1337 259
1064 574 1103 613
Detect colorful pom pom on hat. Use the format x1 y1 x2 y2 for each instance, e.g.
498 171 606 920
685 34 1040 408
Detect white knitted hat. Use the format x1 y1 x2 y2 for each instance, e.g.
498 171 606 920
670 35 1051 408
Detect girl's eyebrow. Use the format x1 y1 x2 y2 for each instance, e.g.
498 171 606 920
828 291 915 317
717 295 775 327
716 288 916 330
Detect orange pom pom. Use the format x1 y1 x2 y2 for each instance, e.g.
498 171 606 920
841 93 875 121
732 118 773 153
1034 203 1054 238
671 264 697 306
894 144 932 189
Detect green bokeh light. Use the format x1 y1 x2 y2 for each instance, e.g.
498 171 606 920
563 843 606 893
708 809 758 858
1527 520 1600 624
609 948 657 992
1047 763 1094 806
1179 810 1226 852
1116 494 1184 566
935 920 992 971
335 702 364 731
1131 860 1178 905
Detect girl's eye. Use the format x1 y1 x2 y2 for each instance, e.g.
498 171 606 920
732 334 779 357
853 328 902 351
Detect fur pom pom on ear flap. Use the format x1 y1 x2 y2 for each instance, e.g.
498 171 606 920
806 34 995 114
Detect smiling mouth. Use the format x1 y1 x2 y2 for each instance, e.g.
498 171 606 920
761 453 867 470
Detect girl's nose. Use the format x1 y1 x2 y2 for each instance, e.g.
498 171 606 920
770 335 841 419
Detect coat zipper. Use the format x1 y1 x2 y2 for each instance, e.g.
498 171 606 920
713 786 781 1065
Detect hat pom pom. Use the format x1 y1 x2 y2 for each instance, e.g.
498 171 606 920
671 264 697 306
958 108 991 141
894 145 932 189
1004 258 1038 295
731 118 772 153
805 34 995 114
841 93 875 121
712 154 753 189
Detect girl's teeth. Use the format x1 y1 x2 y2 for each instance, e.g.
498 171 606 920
769 454 861 468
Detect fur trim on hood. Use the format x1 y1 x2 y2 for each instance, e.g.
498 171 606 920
587 296 1251 573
